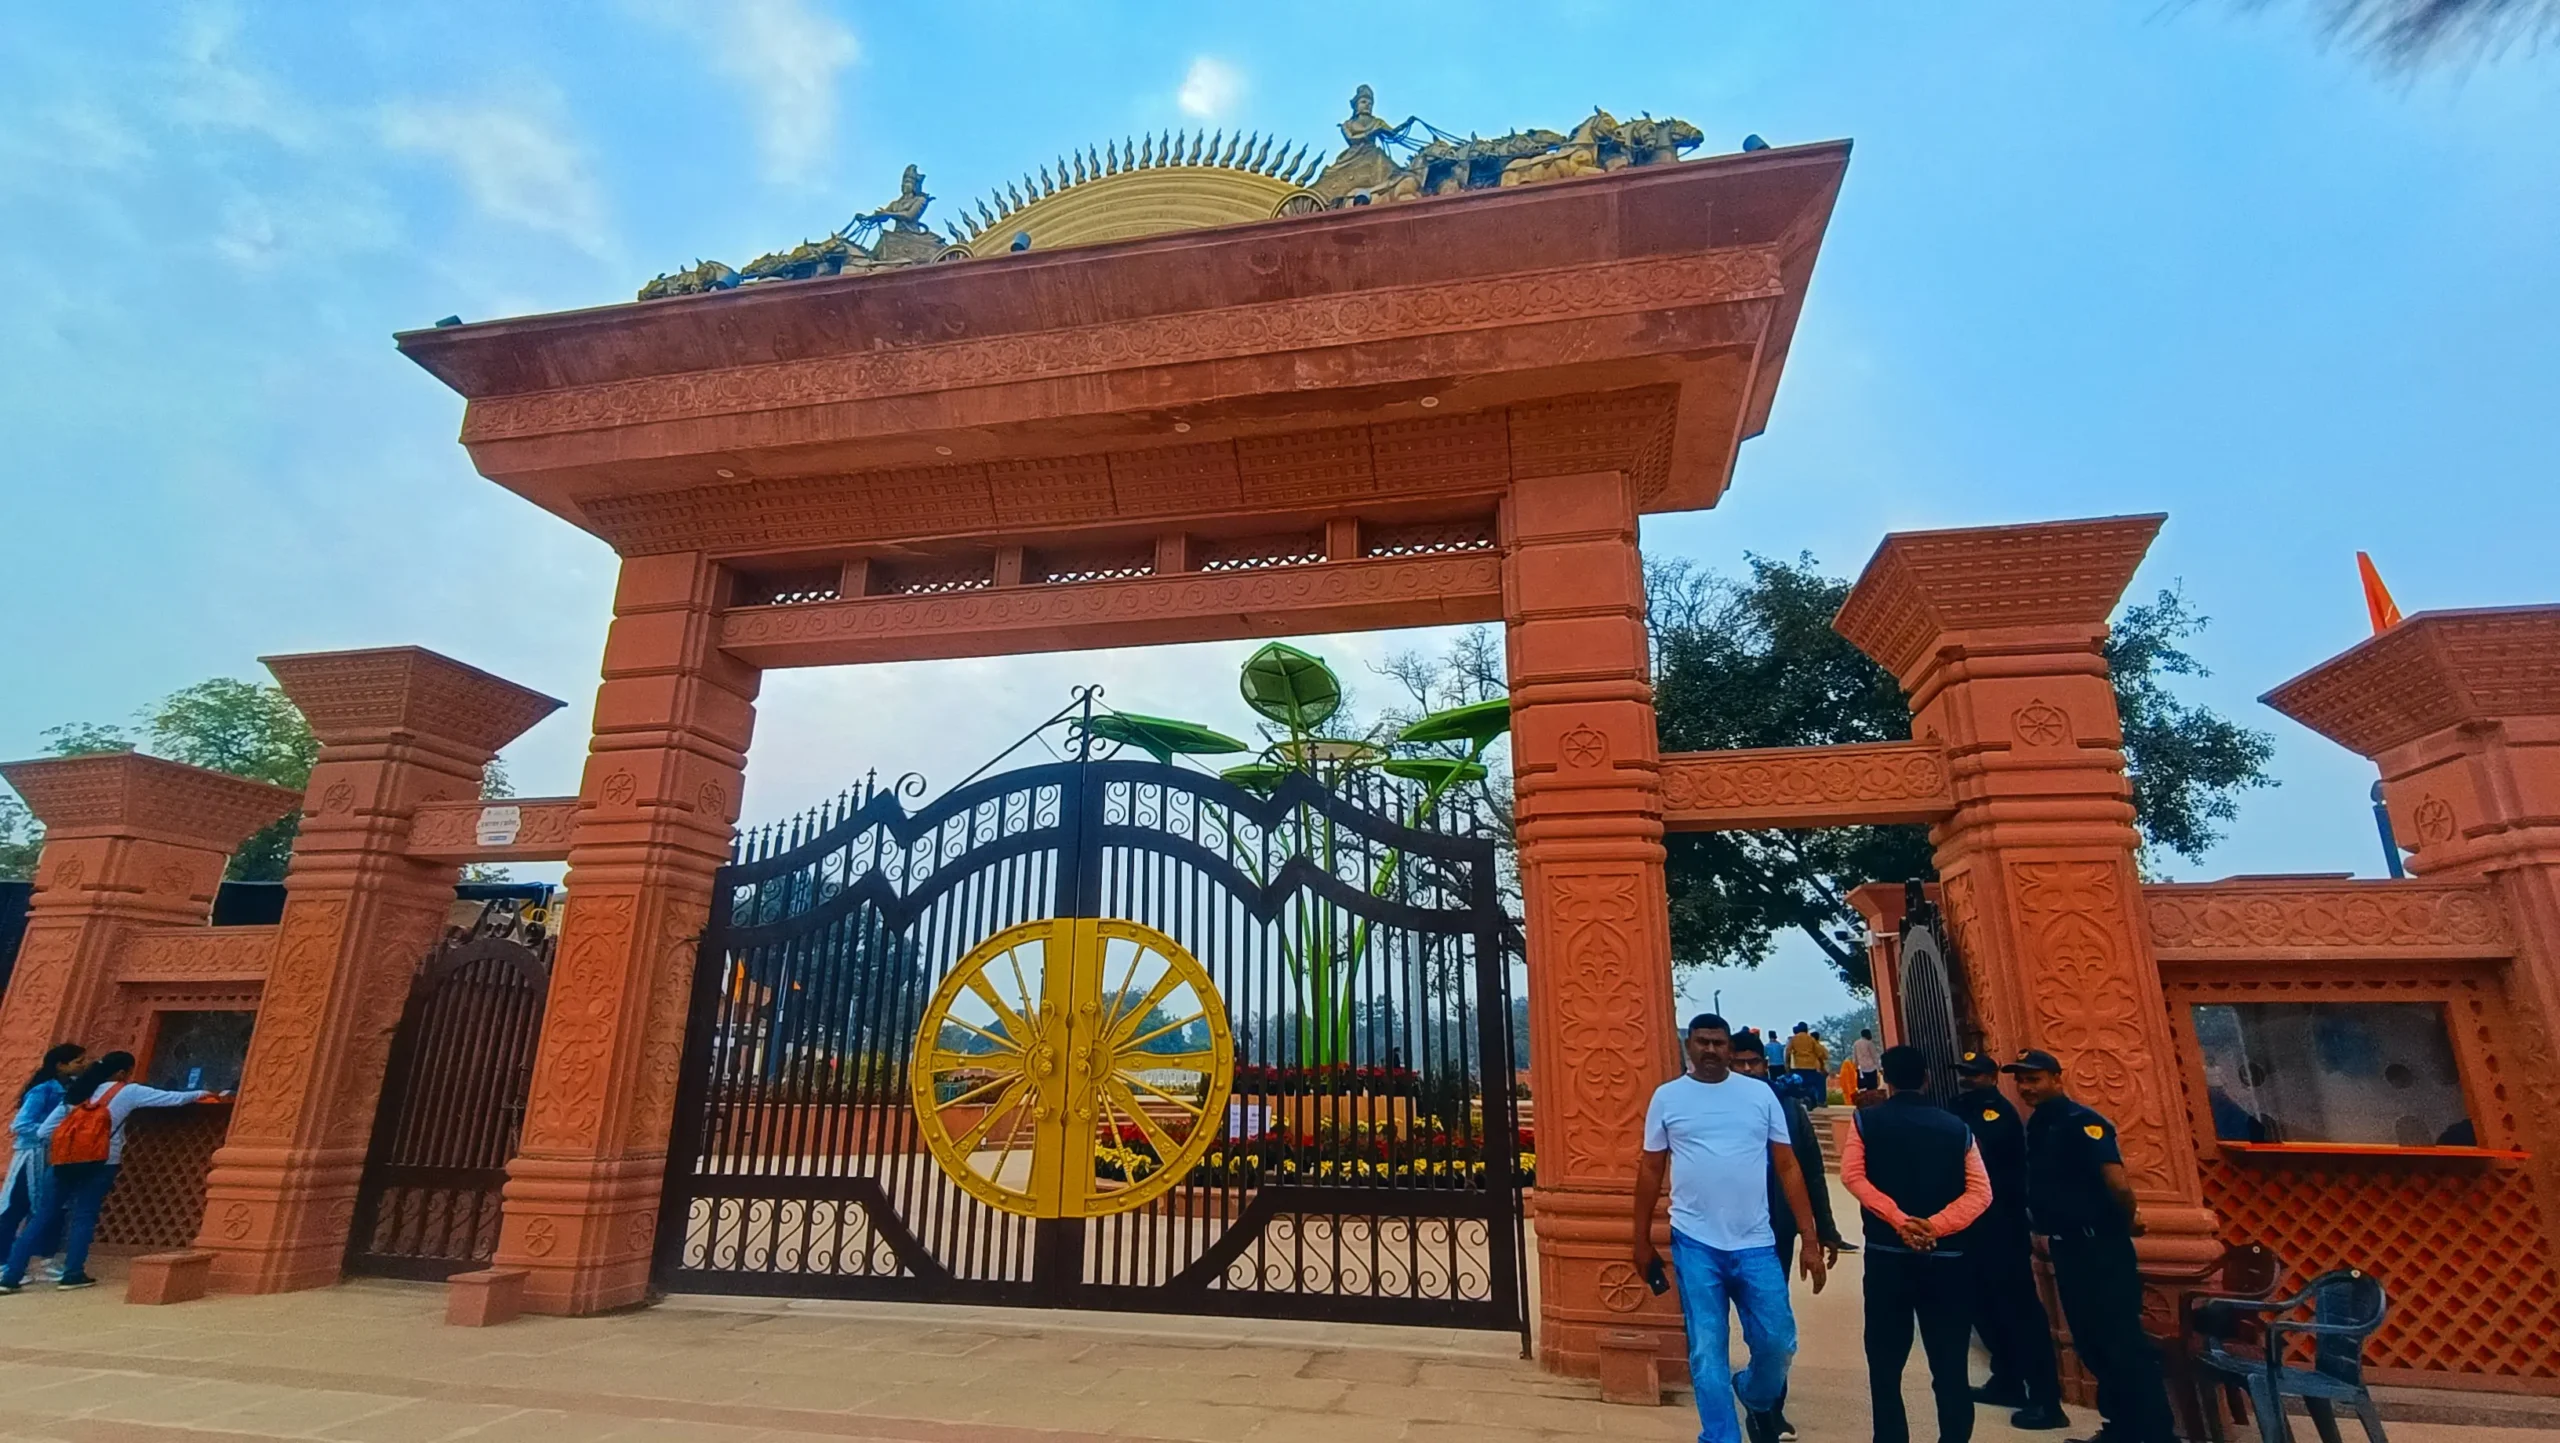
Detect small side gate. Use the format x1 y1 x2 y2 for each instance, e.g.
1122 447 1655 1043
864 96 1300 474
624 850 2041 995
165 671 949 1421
347 897 553 1279
657 758 1526 1335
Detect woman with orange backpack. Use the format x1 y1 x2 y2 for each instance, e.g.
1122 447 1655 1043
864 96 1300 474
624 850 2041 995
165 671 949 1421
0 1052 222 1293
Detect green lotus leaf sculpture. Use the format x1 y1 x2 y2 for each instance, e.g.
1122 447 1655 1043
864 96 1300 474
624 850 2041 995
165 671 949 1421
1396 698 1512 747
1217 762 1293 794
1240 642 1342 730
1084 711 1247 763
1381 757 1490 787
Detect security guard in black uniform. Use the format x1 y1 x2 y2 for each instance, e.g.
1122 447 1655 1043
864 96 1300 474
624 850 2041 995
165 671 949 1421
2004 1050 2177 1443
1949 1052 2069 1431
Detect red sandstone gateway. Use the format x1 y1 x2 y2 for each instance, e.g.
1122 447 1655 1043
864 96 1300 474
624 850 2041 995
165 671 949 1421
2 117 2554 1398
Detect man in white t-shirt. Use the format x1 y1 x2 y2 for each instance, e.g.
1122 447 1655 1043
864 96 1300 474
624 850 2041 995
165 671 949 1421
1635 1013 1828 1443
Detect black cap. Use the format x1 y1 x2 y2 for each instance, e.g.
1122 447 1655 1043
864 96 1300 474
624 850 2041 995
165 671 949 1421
2001 1048 2064 1075
1953 1051 1999 1077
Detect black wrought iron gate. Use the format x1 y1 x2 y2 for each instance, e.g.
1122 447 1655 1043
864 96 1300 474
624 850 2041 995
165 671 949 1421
347 898 552 1279
656 760 1525 1333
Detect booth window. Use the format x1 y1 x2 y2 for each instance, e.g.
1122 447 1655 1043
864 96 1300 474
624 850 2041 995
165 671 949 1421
2190 1001 2474 1147
145 1010 257 1093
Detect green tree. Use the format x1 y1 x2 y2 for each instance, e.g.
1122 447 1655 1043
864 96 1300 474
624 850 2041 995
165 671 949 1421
1650 555 2275 989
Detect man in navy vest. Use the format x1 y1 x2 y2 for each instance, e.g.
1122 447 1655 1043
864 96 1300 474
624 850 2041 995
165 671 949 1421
1949 1051 2069 1430
1842 1045 1994 1443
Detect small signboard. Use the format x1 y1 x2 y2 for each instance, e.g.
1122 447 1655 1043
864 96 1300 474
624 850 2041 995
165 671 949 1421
475 805 523 849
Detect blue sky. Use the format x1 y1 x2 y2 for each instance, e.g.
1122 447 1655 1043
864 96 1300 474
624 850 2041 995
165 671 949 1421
4 3 2553 1026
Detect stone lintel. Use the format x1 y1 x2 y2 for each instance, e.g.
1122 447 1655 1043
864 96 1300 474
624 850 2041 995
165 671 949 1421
262 647 565 758
1833 514 2165 684
2261 605 2560 762
0 752 301 851
1659 741 1953 831
406 797 581 863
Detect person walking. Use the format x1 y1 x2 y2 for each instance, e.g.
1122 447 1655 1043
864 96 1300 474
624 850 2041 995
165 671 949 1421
0 1052 221 1293
1948 1052 2069 1431
1732 1030 1854 1441
1785 1024 1830 1103
1852 1030 1883 1091
2003 1050 2177 1443
1635 1014 1830 1443
1843 1045 1995 1443
0 1044 85 1281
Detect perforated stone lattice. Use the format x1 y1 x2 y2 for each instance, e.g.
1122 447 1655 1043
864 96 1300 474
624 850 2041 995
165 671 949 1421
2200 1160 2560 1378
95 1105 230 1252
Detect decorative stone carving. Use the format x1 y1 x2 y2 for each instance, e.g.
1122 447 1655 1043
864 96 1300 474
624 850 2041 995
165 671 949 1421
521 893 639 1154
2262 605 2560 759
1659 741 1953 831
115 926 279 983
2011 701 2070 748
1832 515 2165 684
720 552 1504 667
2144 881 2508 957
406 797 581 862
0 753 301 852
1545 870 1653 1184
2013 860 2177 1194
261 647 564 757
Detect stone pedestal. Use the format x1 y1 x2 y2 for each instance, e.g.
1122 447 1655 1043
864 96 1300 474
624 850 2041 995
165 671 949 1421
1502 470 1684 1375
1836 516 2221 1283
198 648 560 1294
495 552 758 1314
2263 604 2560 1263
0 754 300 1091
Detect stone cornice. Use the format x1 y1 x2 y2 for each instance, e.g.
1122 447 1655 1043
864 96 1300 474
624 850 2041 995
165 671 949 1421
2261 605 2560 760
719 551 1505 668
1833 515 2164 683
460 249 1780 446
262 647 564 756
0 752 301 849
1660 742 1953 830
2144 878 2510 961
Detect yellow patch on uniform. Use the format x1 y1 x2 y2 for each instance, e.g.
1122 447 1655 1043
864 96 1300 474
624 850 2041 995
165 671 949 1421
1982 1109 2000 1122
2084 1124 2106 1139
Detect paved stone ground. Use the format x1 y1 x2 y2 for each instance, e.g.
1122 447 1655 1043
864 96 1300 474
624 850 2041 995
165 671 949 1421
0 1251 2528 1443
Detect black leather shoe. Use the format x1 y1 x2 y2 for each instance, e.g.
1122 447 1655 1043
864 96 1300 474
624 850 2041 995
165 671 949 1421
1744 1406 1784 1443
2011 1403 2071 1431
1772 1406 1798 1441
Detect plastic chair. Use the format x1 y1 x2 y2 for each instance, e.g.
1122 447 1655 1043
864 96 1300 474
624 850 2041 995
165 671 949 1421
2194 1268 2389 1443
2171 1242 2286 1439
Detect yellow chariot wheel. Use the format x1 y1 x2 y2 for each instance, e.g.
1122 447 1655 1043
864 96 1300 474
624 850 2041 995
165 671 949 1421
910 917 1234 1219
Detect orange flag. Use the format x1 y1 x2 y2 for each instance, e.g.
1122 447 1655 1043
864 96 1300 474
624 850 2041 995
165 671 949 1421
2357 552 2402 635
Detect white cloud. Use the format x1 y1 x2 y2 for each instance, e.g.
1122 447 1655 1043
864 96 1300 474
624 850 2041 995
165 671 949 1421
1177 57 1246 120
632 0 858 187
167 4 316 149
379 98 611 256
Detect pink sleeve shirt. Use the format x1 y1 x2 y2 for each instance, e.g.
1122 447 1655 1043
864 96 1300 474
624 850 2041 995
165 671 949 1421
1842 1124 1994 1235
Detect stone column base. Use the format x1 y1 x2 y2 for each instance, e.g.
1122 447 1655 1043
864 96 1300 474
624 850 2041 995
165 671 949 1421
494 1155 667 1315
1534 1184 1683 1377
198 1147 368 1295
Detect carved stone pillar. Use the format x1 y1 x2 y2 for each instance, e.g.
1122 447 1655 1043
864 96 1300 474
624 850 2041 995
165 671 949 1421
1835 516 2221 1282
2263 604 2560 1261
497 552 756 1315
0 754 300 1089
199 648 561 1293
1502 470 1683 1376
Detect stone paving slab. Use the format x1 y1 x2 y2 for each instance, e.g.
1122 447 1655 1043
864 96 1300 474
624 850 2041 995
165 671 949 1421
0 1253 2530 1443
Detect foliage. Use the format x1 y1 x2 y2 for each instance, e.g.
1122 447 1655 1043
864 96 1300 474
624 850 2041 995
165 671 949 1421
1649 555 2276 989
1812 1001 1881 1047
0 796 40 880
2245 0 2560 65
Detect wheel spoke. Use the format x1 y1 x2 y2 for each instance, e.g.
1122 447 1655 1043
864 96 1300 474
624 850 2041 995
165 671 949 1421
936 1065 1022 1113
1118 1046 1218 1073
1120 1071 1205 1118
951 1074 1030 1155
1107 965 1186 1047
1119 1011 1205 1055
965 971 1034 1046
1105 1076 1182 1158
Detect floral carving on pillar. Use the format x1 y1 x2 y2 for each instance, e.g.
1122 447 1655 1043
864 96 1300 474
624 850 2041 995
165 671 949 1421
1546 869 1652 1183
2011 860 2173 1192
227 899 352 1144
625 896 711 1155
522 893 640 1154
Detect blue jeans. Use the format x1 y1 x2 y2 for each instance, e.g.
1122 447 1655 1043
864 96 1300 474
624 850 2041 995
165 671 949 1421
0 1164 62 1261
1669 1231 1799 1443
4 1162 115 1284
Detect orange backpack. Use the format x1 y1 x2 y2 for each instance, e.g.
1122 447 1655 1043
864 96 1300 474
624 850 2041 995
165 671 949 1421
48 1082 123 1166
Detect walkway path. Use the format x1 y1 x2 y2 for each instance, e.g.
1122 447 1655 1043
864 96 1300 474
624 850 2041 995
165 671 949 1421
0 1254 2524 1443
